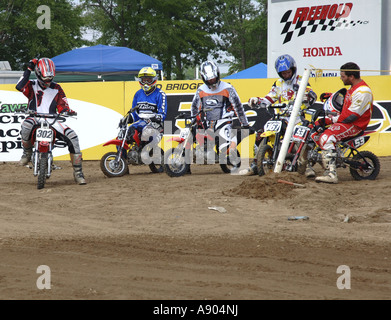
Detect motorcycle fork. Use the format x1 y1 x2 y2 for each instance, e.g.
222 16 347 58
47 151 53 177
290 131 310 169
33 146 39 176
172 134 192 166
289 141 305 170
117 125 133 162
271 133 282 163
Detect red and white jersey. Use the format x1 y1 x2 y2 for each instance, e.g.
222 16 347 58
338 80 373 131
19 80 70 114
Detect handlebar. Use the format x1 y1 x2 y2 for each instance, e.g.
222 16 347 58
267 103 289 109
14 108 72 122
174 107 213 120
125 106 139 116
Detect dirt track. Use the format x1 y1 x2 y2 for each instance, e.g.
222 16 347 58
0 157 390 300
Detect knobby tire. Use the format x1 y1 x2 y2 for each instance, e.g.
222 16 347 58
37 153 48 189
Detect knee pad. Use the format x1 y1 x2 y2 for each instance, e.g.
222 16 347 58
21 119 35 141
319 133 336 151
64 128 81 154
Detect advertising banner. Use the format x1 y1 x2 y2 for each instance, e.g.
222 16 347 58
1 75 391 162
268 0 382 77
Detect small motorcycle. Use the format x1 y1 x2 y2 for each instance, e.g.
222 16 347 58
164 108 241 177
100 107 164 177
285 109 381 180
255 102 301 176
16 109 70 189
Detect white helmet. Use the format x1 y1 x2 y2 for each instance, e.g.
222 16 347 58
200 61 220 90
323 88 347 115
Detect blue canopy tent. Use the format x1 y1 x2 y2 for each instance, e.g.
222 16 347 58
223 62 267 79
49 44 163 82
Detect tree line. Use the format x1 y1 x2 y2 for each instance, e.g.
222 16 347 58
0 0 267 79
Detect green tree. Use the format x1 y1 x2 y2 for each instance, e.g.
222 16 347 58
0 0 86 70
83 0 222 80
219 0 268 74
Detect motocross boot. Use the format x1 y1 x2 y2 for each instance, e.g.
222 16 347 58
238 161 257 176
297 147 316 178
315 150 338 184
70 153 87 185
305 165 316 178
19 140 33 166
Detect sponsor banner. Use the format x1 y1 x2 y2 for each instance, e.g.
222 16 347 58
268 0 382 77
1 76 391 161
0 82 124 161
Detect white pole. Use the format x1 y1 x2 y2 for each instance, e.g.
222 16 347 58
274 68 311 173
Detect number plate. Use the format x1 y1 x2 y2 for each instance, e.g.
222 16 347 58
36 128 53 142
292 125 310 141
352 136 366 148
264 120 282 133
179 128 191 139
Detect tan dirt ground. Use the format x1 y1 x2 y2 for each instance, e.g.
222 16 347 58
0 156 390 301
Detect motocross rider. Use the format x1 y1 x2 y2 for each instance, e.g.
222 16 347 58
240 54 317 176
314 62 373 184
15 58 87 185
120 66 166 154
191 60 250 169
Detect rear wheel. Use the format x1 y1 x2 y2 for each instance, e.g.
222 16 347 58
100 151 129 177
349 151 380 180
148 147 165 173
37 153 48 189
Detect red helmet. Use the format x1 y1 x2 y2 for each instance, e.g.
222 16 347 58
35 58 55 87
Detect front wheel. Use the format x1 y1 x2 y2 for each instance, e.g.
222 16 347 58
164 146 190 177
220 148 241 174
100 151 129 177
37 153 48 189
256 144 274 176
349 151 380 180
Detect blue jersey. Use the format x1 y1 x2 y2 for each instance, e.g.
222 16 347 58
130 87 167 122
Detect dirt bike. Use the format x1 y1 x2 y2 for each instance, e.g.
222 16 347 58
285 108 381 180
15 109 71 189
164 108 241 177
255 102 302 176
100 107 164 177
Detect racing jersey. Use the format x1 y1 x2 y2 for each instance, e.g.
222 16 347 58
338 80 373 131
191 81 248 126
130 87 167 122
16 70 70 114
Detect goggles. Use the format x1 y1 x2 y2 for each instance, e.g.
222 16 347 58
140 76 156 85
41 76 53 83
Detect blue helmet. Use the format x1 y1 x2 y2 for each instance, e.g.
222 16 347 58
275 54 297 81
